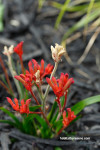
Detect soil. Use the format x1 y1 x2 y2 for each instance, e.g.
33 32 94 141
0 0 100 150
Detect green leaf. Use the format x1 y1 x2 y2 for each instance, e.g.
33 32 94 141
55 147 62 150
50 96 65 124
38 0 46 10
29 105 42 112
62 8 100 41
84 0 95 30
34 114 48 129
34 114 50 138
0 2 4 32
0 107 23 130
47 101 57 122
24 88 30 100
22 113 48 137
55 0 71 29
71 95 100 115
0 120 17 127
22 114 37 135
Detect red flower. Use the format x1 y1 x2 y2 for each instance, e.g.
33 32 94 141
15 72 33 91
46 73 74 98
7 97 19 111
28 59 53 84
19 99 31 114
14 58 53 90
62 108 76 128
14 41 23 59
7 97 32 114
14 59 53 90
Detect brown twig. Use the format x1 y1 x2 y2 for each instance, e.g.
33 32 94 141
0 80 10 94
63 18 100 65
0 56 14 94
77 27 100 64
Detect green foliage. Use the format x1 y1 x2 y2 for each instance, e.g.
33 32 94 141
29 105 42 112
0 0 4 32
55 147 62 150
50 0 100 44
0 94 100 138
0 107 23 130
62 8 100 41
48 96 65 124
55 0 71 29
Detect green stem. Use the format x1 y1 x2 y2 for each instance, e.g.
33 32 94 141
43 62 58 112
62 93 68 112
20 57 25 74
30 89 53 129
7 55 23 99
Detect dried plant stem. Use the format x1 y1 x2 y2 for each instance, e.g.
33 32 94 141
0 56 14 94
78 27 100 64
62 41 73 65
43 62 58 112
7 55 23 99
0 80 10 93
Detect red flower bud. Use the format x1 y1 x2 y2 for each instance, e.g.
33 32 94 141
14 41 23 59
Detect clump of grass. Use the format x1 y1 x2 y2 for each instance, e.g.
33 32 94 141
50 0 100 42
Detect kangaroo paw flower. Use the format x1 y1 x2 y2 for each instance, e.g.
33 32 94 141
62 108 76 128
7 97 34 115
14 41 24 60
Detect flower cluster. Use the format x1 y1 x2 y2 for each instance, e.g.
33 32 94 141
46 73 74 109
15 59 53 90
14 41 24 60
1 41 77 137
7 97 32 114
62 108 76 128
15 73 33 91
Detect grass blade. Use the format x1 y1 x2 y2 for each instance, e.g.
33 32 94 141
55 0 71 29
62 8 100 41
0 107 23 130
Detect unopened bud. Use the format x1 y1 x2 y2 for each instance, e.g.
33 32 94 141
3 45 14 56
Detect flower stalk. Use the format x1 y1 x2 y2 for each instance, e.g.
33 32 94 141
20 57 25 74
30 89 52 128
62 92 67 112
43 62 58 112
3 46 23 99
0 80 10 93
